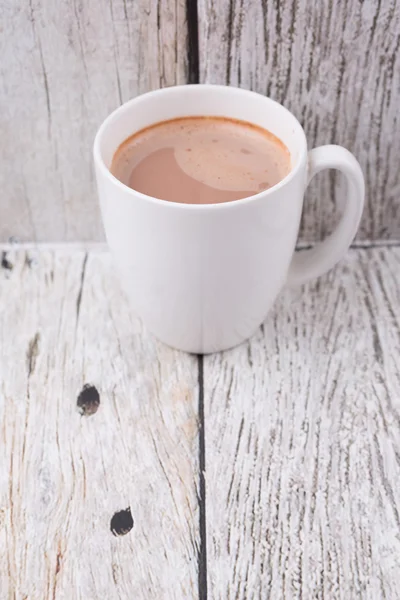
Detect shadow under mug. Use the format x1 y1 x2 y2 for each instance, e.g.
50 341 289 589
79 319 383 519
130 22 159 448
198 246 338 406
94 85 364 354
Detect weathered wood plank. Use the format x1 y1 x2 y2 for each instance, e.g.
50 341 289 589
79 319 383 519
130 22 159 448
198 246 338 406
198 0 400 242
0 249 199 599
0 0 188 243
203 247 400 598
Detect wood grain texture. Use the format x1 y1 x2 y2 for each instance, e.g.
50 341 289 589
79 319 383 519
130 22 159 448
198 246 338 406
0 0 188 243
203 247 400 599
0 249 199 599
198 0 400 242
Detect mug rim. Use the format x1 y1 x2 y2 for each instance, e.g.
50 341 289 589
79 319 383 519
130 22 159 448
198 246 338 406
93 84 308 211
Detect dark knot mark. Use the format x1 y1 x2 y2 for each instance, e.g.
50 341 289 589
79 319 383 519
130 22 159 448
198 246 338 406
77 384 100 416
27 332 40 376
1 252 13 271
55 550 62 575
76 253 88 321
24 253 37 269
110 507 134 537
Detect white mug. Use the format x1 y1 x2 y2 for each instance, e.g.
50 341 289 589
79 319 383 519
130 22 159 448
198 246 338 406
94 85 364 353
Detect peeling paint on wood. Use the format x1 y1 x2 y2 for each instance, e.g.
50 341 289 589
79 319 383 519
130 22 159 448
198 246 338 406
0 0 188 243
198 0 400 242
0 249 199 599
203 246 400 598
1 246 400 597
2 1 399 243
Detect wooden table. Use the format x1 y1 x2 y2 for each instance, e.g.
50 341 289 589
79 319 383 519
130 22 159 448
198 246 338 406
1 245 400 599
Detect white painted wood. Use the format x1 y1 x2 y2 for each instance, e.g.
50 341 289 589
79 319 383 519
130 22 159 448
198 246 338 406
198 0 400 242
3 0 399 243
0 249 199 599
2 245 400 598
203 247 400 599
0 0 188 243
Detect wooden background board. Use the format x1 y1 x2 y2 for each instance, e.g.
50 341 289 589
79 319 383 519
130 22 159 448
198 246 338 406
0 0 187 243
0 249 200 599
203 246 400 599
198 0 400 242
1 0 400 242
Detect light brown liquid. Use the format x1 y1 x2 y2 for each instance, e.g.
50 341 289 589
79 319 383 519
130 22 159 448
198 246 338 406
111 117 291 204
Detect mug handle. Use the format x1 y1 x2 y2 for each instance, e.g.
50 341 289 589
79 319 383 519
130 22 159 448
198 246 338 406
287 145 365 286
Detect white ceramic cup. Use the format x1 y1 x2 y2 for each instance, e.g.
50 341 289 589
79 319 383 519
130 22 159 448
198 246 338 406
94 84 364 354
